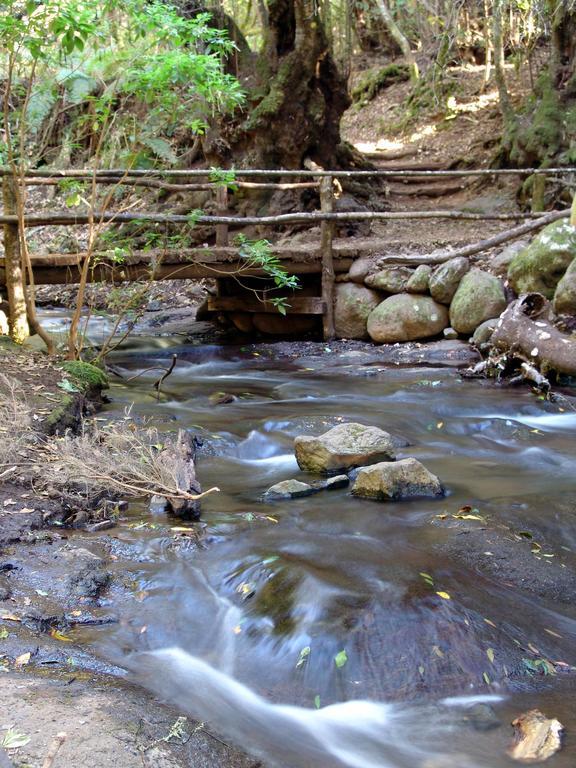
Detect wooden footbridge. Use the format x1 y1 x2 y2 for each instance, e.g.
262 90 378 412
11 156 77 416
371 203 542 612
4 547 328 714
1 166 574 340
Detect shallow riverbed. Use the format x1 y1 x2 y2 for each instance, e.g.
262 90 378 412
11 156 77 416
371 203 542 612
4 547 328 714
69 335 576 768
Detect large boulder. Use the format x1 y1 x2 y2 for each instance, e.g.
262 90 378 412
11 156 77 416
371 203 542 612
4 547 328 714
449 269 507 334
429 257 470 304
406 264 432 294
294 423 396 474
348 255 378 284
334 283 381 339
553 258 576 315
365 267 413 294
508 220 576 298
367 294 449 343
352 458 444 501
491 241 528 277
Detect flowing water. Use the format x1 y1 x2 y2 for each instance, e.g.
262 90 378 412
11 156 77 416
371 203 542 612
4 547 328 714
44 318 576 767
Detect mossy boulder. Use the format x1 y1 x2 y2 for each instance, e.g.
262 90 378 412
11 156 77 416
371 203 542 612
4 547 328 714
59 361 109 397
449 269 507 334
429 257 470 304
367 294 449 343
553 257 576 314
406 264 432 294
365 267 413 294
507 220 576 298
334 283 380 339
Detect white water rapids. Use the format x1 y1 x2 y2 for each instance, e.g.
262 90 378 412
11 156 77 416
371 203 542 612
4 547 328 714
128 647 504 768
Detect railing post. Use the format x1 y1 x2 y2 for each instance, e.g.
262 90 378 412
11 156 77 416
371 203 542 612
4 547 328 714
215 185 229 247
2 171 29 343
319 175 335 341
531 172 546 213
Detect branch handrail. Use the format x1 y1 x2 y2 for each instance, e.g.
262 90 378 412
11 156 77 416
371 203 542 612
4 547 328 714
0 209 566 228
0 166 575 180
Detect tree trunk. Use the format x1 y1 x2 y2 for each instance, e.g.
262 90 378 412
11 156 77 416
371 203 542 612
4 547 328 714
206 0 351 170
2 174 29 344
373 0 419 81
350 0 401 55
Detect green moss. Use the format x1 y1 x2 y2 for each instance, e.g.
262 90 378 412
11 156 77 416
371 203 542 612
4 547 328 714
243 59 293 131
59 361 109 392
352 64 410 104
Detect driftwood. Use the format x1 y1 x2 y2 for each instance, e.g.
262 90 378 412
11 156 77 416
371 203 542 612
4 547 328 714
149 430 202 520
508 710 563 763
378 210 569 266
491 293 576 377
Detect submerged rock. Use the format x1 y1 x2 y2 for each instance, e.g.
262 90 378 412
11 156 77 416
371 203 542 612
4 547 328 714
295 423 395 474
352 458 444 501
367 294 449 343
325 474 350 490
263 479 320 500
449 269 507 334
429 257 470 304
334 283 380 339
508 219 576 298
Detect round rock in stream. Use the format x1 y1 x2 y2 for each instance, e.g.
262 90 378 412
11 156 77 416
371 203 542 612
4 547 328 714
352 458 444 501
263 479 320 500
294 422 396 474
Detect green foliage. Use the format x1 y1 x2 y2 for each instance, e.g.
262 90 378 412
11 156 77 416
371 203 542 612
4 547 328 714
0 0 245 167
235 235 300 314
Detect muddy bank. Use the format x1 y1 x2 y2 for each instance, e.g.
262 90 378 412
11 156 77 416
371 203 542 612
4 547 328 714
0 671 255 768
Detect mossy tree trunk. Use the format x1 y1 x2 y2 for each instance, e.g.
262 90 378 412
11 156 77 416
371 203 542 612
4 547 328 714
499 1 576 168
204 0 351 169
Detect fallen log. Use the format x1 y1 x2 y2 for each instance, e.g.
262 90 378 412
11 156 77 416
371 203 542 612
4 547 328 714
149 430 203 520
491 293 576 377
377 209 569 265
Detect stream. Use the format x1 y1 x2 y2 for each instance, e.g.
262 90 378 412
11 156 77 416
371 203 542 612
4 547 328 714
40 316 576 767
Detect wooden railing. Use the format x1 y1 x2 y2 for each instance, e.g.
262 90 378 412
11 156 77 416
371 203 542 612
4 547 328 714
1 165 575 340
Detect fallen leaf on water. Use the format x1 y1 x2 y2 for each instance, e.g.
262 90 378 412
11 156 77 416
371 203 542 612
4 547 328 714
296 646 311 668
432 645 444 658
483 672 491 685
314 695 321 709
487 648 495 663
0 613 21 622
14 652 31 667
334 650 348 668
436 591 451 600
508 710 563 762
484 618 497 628
544 629 563 639
50 629 73 643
